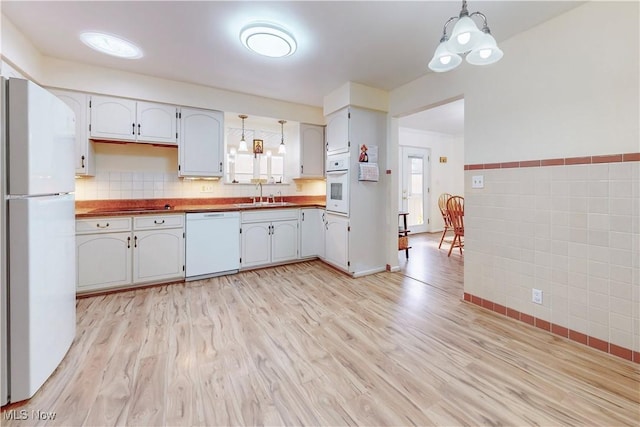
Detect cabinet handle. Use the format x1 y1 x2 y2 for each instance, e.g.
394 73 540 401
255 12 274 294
154 219 165 225
219 162 223 172
132 123 135 135
96 223 109 228
302 212 305 221
134 235 138 248
300 165 303 174
127 236 131 248
138 123 141 135
81 155 85 168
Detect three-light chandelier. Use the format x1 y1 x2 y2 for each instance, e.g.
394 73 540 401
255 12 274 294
428 0 503 72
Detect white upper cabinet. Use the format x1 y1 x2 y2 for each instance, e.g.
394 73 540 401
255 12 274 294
136 101 178 144
90 96 137 141
326 107 350 155
178 107 224 178
49 89 95 176
89 95 177 145
299 123 325 178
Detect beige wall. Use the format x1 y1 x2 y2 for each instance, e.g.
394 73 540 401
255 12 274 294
389 1 639 352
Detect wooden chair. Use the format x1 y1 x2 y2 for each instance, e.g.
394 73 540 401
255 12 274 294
437 193 453 249
446 196 464 256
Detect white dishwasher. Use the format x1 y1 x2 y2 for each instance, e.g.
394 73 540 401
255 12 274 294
185 212 240 280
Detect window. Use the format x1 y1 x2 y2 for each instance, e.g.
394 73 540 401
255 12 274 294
226 127 286 183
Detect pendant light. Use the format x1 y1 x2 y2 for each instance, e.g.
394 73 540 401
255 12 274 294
278 120 287 154
428 0 503 73
238 114 248 152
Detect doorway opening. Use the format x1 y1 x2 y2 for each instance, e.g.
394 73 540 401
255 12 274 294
397 98 465 293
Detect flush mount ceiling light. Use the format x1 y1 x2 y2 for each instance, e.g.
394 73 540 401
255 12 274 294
428 0 503 72
240 23 297 58
80 32 143 59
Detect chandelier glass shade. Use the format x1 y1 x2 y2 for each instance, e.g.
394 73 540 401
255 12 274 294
428 0 503 73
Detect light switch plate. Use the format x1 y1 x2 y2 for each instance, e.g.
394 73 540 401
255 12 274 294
472 175 484 189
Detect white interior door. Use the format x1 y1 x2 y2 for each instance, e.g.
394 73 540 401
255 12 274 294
400 147 430 234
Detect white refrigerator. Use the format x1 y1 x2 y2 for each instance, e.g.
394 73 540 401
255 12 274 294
0 78 77 405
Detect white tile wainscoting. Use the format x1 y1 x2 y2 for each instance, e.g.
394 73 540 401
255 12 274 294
463 153 639 362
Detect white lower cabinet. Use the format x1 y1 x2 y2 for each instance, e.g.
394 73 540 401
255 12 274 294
241 209 298 269
76 231 132 290
324 213 350 271
300 208 325 258
132 228 185 284
76 214 185 293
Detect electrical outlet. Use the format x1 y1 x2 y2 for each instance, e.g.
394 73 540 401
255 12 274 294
532 288 543 305
472 175 484 189
200 184 214 193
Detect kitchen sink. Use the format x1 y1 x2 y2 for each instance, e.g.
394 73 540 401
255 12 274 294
234 202 295 208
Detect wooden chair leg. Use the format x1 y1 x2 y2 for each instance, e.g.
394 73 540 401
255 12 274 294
448 234 457 257
438 226 448 249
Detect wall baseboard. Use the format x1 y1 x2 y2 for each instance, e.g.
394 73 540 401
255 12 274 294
463 292 639 364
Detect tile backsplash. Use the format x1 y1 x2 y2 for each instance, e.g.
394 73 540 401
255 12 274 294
75 171 325 201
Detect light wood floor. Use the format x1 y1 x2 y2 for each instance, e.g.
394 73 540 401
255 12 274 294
2 240 638 426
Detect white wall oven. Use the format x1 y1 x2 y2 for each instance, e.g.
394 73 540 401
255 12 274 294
326 153 350 216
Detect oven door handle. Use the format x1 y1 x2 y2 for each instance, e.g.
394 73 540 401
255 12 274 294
326 170 348 175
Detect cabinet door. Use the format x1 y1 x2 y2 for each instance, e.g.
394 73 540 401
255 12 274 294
324 214 349 271
300 209 324 258
179 107 224 177
271 220 298 264
133 228 184 284
300 124 325 178
90 96 137 141
76 232 132 291
50 89 95 176
241 222 271 268
137 101 177 145
326 107 349 155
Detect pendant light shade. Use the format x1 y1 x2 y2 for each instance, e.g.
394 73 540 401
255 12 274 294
465 31 503 65
238 114 248 152
447 15 482 53
428 39 462 73
278 120 286 154
428 0 503 73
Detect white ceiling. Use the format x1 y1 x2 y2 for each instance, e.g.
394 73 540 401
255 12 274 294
399 98 465 136
2 1 582 110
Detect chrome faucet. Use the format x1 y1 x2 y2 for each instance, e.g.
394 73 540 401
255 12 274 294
277 190 283 203
254 182 263 204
